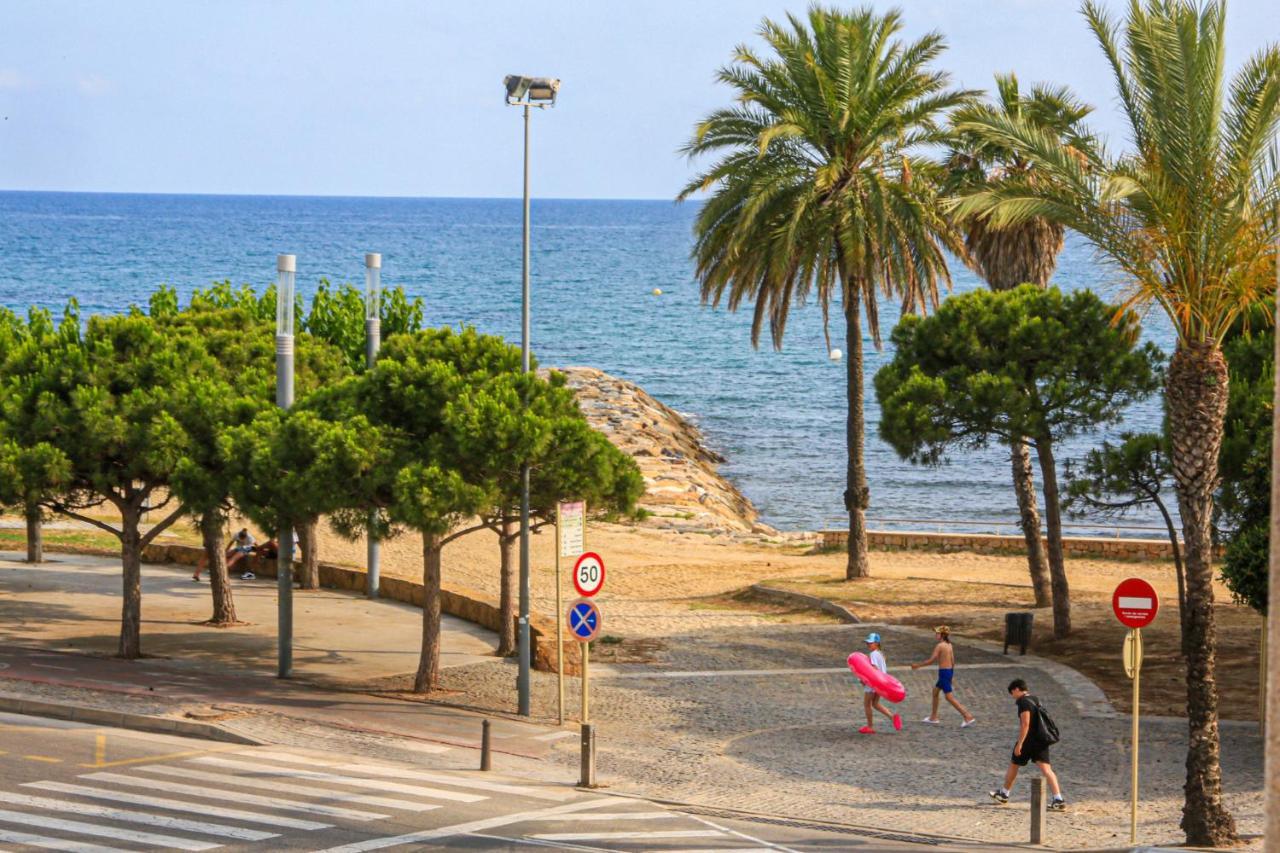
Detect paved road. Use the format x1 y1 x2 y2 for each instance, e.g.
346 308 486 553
0 712 955 851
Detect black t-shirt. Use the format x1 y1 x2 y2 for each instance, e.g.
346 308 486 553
1016 695 1044 744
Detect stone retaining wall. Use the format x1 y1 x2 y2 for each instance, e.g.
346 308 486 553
820 529 1188 560
141 543 581 676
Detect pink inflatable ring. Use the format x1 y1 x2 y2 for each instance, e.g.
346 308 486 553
848 652 906 703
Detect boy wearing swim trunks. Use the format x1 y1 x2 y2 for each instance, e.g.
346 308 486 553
911 625 976 727
859 633 902 734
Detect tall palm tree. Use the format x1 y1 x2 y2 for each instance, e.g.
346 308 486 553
678 5 970 579
955 1 1280 845
945 74 1096 613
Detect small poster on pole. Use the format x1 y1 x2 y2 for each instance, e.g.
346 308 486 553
559 501 585 558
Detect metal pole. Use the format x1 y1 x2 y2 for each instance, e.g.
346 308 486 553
579 722 596 788
580 638 589 723
1265 233 1280 846
1029 777 1045 844
275 254 296 679
517 102 533 718
1130 627 1141 845
556 505 565 726
480 719 492 771
365 253 382 600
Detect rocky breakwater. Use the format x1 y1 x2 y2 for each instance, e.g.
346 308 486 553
549 366 777 536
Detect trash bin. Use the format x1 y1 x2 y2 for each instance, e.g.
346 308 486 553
1004 612 1034 655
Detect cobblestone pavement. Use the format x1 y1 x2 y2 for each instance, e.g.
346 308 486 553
441 623 1264 850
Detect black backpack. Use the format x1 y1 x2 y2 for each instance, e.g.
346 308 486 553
1030 696 1060 745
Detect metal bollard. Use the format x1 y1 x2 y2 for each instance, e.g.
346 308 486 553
1029 778 1046 844
579 723 596 788
480 719 492 771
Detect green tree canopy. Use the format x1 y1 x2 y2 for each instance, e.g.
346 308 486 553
875 285 1162 637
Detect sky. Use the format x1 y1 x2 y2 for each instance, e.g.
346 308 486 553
0 0 1276 200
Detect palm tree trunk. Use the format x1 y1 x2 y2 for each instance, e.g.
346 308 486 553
1167 342 1237 846
118 506 142 659
844 285 870 579
297 518 320 590
1010 439 1051 607
497 519 517 657
1032 437 1070 637
24 503 43 564
414 531 443 693
201 511 237 625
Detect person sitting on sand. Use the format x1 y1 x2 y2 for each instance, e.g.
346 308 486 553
193 528 256 581
859 633 902 734
911 625 977 727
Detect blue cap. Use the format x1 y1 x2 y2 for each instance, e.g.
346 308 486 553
865 632 881 644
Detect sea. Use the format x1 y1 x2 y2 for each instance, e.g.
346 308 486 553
0 191 1171 534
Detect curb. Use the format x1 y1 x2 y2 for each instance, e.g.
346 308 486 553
748 584 860 623
0 692 263 745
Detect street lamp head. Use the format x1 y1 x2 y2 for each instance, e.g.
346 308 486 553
504 75 559 106
276 254 296 337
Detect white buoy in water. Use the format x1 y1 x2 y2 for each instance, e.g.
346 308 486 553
652 288 663 296
829 348 843 361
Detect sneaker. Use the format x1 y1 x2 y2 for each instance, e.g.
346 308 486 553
961 718 978 728
892 714 902 731
858 726 876 735
988 789 1009 805
240 572 255 580
921 717 941 725
1048 798 1066 812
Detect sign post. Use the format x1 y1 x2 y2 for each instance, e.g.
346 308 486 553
555 501 585 726
1112 577 1159 845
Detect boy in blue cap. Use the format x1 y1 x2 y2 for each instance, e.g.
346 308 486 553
859 633 902 734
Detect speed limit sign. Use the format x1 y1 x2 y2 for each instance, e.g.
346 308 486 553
573 552 605 597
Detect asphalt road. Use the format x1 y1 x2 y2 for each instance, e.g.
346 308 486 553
0 712 952 852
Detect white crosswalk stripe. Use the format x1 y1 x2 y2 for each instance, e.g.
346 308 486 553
190 757 487 803
0 791 277 841
235 751 570 801
0 806 220 851
134 765 441 813
25 782 331 831
522 811 674 822
531 829 727 842
80 771 385 821
0 828 124 853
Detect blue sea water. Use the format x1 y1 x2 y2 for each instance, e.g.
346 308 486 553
0 191 1170 533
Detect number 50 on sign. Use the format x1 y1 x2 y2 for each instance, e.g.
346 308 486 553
573 552 605 597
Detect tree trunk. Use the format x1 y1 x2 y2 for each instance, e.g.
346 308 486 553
497 519 517 657
297 518 320 590
1033 437 1071 638
201 511 237 626
1152 492 1188 657
118 508 142 659
1010 439 1051 607
844 284 870 579
413 532 443 693
1167 342 1237 846
24 503 42 564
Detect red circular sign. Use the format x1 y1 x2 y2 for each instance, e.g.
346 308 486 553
1112 577 1159 629
573 552 606 597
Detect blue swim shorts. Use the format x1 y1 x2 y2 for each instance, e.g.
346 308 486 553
936 668 955 694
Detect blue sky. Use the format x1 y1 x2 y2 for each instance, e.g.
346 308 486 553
0 0 1275 200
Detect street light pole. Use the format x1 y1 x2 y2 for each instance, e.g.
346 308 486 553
1266 234 1280 844
504 74 559 718
365 252 382 600
275 254 296 679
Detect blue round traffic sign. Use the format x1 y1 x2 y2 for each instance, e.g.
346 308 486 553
567 598 603 642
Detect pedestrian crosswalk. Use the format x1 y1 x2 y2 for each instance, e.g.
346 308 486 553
0 745 776 851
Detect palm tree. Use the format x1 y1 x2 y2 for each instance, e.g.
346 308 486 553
945 74 1096 613
678 5 970 579
954 1 1280 845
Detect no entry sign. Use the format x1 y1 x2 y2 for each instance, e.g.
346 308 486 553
573 552 605 597
1112 577 1159 629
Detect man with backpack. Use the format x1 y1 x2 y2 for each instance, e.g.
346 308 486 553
989 678 1066 811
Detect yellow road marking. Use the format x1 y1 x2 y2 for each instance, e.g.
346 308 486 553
93 734 106 767
79 744 240 769
23 755 62 763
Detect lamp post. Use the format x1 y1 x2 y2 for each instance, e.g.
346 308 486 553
504 74 559 717
275 254 296 679
1266 234 1280 844
365 252 382 600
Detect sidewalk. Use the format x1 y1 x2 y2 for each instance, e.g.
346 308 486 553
0 552 575 767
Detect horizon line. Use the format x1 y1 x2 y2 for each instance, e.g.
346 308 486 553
0 188 688 204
